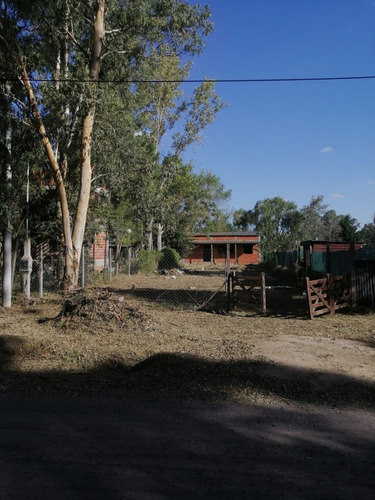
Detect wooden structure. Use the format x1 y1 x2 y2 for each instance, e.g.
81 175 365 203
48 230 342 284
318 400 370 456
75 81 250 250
300 240 361 277
306 274 352 319
185 232 260 266
226 271 266 313
354 260 375 309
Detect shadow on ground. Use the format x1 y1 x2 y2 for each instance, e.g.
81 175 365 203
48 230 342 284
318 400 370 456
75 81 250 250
1 335 374 408
109 285 309 318
0 392 374 499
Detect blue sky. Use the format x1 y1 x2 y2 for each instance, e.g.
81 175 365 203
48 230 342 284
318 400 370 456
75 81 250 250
181 0 375 227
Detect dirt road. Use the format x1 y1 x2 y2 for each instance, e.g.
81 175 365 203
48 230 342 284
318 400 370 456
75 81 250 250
1 395 374 499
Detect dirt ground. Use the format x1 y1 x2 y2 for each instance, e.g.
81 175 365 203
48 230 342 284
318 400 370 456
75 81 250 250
0 270 374 408
1 270 375 498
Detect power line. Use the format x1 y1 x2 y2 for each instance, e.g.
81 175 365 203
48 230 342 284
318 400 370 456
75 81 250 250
1 75 375 84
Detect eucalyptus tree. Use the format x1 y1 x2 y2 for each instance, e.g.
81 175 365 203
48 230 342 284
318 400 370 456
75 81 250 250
159 164 231 254
127 46 225 249
246 197 302 261
299 195 327 241
321 209 341 241
0 0 214 287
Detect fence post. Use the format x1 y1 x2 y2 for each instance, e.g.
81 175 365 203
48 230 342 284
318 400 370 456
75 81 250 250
261 272 266 313
109 246 112 281
39 246 44 298
226 243 230 275
81 244 85 287
349 270 356 308
226 271 232 313
127 247 131 277
326 273 334 313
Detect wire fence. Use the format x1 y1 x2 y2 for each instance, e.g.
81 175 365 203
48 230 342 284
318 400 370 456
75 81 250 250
6 240 372 315
0 240 230 311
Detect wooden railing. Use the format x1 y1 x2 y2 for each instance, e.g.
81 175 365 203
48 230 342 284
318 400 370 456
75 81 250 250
306 274 351 319
227 272 266 313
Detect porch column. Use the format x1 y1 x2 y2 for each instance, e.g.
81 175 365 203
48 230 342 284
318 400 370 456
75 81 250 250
211 244 214 264
235 244 238 264
226 243 230 274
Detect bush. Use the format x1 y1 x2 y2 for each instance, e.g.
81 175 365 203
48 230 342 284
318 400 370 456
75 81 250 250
138 250 161 274
158 247 181 270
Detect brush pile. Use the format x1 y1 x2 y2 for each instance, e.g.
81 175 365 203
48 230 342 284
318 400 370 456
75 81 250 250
55 287 155 330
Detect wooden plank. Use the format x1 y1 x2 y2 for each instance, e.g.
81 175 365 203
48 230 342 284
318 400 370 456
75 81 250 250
312 308 331 316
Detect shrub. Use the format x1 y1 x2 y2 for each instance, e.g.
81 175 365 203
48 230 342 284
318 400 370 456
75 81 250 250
138 250 161 274
158 247 181 270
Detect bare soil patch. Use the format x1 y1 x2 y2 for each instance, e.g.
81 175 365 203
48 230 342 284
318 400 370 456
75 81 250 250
0 272 374 408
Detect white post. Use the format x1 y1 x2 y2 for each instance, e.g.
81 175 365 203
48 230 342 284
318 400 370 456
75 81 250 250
39 246 44 298
109 246 112 281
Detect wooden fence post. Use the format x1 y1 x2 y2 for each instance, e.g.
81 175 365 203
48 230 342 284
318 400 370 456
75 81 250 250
350 270 356 308
226 271 232 313
327 274 334 313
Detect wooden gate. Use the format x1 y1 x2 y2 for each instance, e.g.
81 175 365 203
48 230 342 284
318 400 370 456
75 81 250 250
306 274 351 319
227 272 266 313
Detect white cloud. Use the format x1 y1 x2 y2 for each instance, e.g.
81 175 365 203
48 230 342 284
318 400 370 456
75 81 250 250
331 193 345 199
318 146 333 153
365 180 374 185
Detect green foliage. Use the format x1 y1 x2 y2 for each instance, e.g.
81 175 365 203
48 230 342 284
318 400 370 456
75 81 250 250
0 0 219 261
235 195 371 259
138 249 161 273
247 197 302 260
339 214 360 242
361 214 375 246
299 195 328 241
158 247 180 270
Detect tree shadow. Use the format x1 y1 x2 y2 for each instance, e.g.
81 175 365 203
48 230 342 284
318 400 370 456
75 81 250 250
108 284 310 318
1 336 374 408
1 335 375 498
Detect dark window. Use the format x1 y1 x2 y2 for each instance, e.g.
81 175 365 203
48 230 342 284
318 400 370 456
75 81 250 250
243 245 253 254
203 245 211 262
217 245 226 255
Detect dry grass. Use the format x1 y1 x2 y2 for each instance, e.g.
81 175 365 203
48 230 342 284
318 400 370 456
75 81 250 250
0 272 374 408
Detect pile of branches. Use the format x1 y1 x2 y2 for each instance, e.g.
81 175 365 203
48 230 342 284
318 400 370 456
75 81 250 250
55 287 153 329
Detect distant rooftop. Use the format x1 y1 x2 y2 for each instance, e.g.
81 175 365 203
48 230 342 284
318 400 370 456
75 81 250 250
192 232 258 237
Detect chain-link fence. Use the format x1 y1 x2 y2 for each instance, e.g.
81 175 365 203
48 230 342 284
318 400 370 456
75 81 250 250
3 239 333 316
0 240 230 311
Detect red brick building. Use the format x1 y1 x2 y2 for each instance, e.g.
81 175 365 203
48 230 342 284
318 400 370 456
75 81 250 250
89 230 108 271
184 232 260 266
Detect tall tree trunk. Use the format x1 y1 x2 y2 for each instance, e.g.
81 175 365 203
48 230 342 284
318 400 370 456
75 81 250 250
156 223 163 251
146 219 154 251
2 82 13 307
20 0 106 289
70 0 105 286
21 67 74 286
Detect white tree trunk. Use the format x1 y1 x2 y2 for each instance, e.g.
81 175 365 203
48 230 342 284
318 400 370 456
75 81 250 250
20 1 106 289
2 230 12 307
2 82 12 307
156 223 163 251
146 219 154 251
